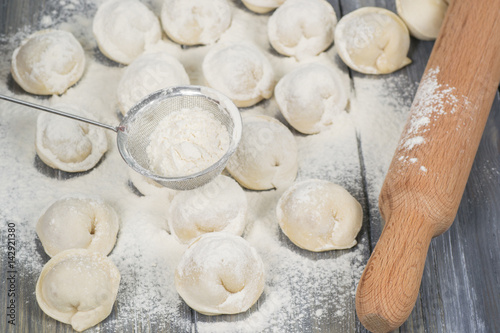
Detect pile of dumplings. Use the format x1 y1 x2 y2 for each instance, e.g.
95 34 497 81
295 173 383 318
8 0 449 330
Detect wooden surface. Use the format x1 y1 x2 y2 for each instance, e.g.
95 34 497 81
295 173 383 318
356 0 500 331
0 0 499 332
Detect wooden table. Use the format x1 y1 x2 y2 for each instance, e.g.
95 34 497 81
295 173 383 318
1 0 499 332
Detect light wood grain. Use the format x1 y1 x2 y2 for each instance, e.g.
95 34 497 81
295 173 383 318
355 0 500 331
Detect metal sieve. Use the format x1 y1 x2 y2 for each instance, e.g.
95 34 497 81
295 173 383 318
0 85 242 190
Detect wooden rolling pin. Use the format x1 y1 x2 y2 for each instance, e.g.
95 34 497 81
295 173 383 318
355 0 500 332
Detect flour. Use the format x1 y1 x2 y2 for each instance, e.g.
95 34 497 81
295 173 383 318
147 107 230 177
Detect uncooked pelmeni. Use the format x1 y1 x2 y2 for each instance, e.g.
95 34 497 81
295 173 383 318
226 114 298 190
168 175 247 244
93 0 161 65
161 0 232 46
396 0 449 40
175 232 265 315
275 63 348 134
268 0 337 60
202 43 275 107
36 249 120 332
117 52 190 115
35 105 108 172
36 197 120 257
11 29 85 95
335 7 411 74
276 179 362 251
241 0 286 14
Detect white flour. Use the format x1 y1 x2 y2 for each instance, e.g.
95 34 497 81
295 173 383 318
147 107 230 177
0 0 417 332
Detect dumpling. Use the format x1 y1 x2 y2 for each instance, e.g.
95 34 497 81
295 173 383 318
168 175 247 244
268 0 337 60
36 249 120 332
36 196 120 257
92 0 161 65
11 30 85 95
117 52 190 115
396 0 449 40
241 0 286 14
275 63 348 134
175 232 265 315
226 114 298 190
202 43 275 107
35 105 108 172
335 7 411 74
128 169 176 198
161 0 232 45
276 179 362 251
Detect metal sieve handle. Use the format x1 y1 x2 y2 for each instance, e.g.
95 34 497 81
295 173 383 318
0 94 119 132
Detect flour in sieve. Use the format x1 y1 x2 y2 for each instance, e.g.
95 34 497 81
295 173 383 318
146 107 230 177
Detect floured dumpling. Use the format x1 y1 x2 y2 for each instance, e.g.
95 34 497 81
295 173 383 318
175 232 265 315
128 169 176 199
335 7 411 74
241 0 286 14
396 0 449 40
35 105 108 172
161 0 232 45
226 114 298 190
202 43 275 107
268 0 337 60
276 179 362 251
275 63 348 134
36 196 120 257
93 0 161 65
117 52 190 115
11 30 85 95
36 249 120 332
168 175 247 244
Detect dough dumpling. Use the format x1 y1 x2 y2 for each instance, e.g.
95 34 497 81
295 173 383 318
268 0 337 60
168 175 247 244
161 0 232 45
93 0 161 65
11 30 85 95
117 52 190 115
335 7 411 74
202 43 275 107
275 63 348 134
226 114 298 190
36 197 120 257
35 105 108 172
241 0 286 14
276 179 362 251
36 249 120 332
175 232 265 315
396 0 448 40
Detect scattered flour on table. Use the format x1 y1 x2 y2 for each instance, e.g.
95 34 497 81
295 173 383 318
0 0 412 332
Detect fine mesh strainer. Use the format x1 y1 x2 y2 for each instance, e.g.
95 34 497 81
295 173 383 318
0 85 242 190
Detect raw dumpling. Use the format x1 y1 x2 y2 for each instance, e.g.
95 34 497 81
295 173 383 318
128 169 176 199
226 114 298 190
36 249 120 332
117 52 190 115
202 43 275 107
275 63 348 134
161 0 232 45
36 197 120 257
11 30 85 95
268 0 337 60
241 0 286 14
276 179 362 251
168 175 247 244
35 105 108 172
175 232 265 315
93 0 161 65
396 0 449 40
335 7 411 74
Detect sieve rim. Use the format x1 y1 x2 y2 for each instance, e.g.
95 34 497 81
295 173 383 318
116 85 242 189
